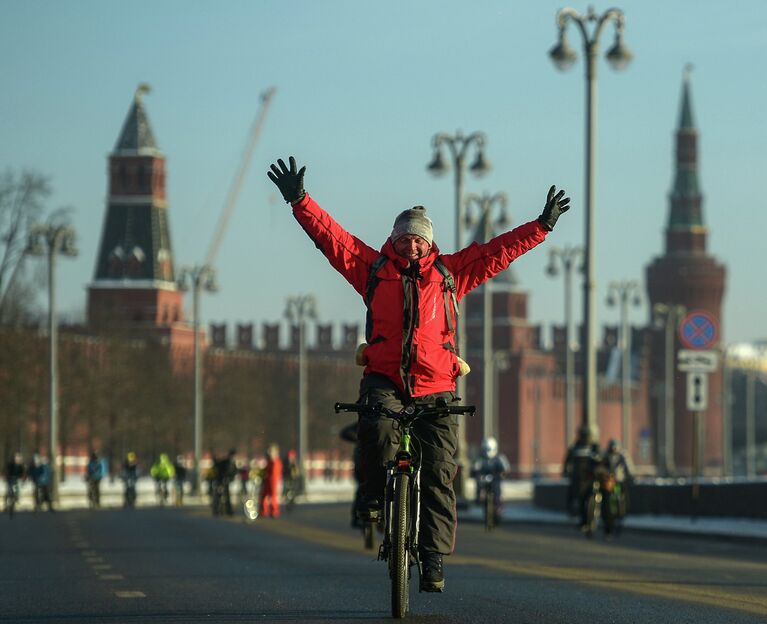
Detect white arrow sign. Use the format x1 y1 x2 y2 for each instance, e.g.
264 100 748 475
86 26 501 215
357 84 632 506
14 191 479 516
678 349 719 372
686 372 709 411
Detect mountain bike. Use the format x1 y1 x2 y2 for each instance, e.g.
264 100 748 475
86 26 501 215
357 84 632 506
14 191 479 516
583 478 602 538
122 474 137 509
599 470 625 538
335 398 475 619
86 478 101 509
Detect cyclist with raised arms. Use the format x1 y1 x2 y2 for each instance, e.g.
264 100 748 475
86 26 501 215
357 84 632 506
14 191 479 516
267 156 570 592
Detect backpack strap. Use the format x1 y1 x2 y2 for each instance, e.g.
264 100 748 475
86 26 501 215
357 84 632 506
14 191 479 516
434 257 459 333
364 255 388 341
364 255 458 337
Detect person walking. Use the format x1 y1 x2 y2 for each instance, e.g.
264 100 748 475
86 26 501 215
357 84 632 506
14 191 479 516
259 444 283 519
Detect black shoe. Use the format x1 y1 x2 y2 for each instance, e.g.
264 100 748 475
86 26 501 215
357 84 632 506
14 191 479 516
419 551 445 592
357 496 381 523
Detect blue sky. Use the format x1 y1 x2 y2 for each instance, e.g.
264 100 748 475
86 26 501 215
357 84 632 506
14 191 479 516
2 0 765 345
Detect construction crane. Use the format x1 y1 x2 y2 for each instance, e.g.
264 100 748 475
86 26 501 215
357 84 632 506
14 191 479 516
204 86 276 266
178 86 276 496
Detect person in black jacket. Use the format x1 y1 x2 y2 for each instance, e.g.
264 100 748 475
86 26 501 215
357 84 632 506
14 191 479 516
562 426 601 529
339 421 363 528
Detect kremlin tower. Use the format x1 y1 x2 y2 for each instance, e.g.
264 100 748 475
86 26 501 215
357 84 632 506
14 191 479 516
646 69 727 475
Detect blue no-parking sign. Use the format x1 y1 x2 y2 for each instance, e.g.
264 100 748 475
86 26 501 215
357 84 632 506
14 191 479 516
678 310 719 350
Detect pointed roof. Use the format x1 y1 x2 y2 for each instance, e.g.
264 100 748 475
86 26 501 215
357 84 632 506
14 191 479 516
678 64 695 130
669 65 703 228
113 83 161 156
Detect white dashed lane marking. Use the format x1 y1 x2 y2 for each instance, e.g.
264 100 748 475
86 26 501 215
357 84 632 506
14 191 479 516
115 591 145 598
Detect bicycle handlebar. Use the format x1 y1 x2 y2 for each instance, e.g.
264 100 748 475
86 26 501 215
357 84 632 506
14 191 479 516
334 401 475 418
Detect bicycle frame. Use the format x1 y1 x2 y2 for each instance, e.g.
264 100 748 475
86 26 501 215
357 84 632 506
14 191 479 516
380 428 422 575
334 398 474 617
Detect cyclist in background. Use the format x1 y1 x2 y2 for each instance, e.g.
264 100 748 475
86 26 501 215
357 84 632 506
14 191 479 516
471 437 510 518
29 453 54 512
5 453 26 512
563 426 602 530
268 156 570 591
603 438 633 519
173 455 187 506
150 453 175 505
212 449 238 515
85 452 105 508
122 452 139 508
282 449 303 502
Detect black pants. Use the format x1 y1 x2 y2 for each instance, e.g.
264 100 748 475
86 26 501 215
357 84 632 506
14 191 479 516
357 374 459 554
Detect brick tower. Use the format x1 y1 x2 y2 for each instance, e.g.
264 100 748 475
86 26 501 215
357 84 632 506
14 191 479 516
88 85 193 347
645 69 726 475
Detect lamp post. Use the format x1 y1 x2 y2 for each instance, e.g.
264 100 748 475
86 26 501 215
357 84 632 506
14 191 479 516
549 7 632 436
178 264 218 495
285 294 317 479
546 245 583 447
606 280 641 453
427 131 490 496
652 303 685 476
465 192 508 440
26 218 78 504
721 344 734 476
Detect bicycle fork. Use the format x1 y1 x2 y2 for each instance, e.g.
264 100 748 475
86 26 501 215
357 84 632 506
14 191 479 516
379 453 422 577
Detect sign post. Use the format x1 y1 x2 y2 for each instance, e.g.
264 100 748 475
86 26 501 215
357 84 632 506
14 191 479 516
677 310 719 520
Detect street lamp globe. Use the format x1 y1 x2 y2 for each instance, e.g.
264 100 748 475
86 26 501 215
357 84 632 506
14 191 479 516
469 150 491 177
427 149 448 177
549 30 577 71
606 34 633 70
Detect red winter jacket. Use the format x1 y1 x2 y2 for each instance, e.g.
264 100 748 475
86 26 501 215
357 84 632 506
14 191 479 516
292 194 548 397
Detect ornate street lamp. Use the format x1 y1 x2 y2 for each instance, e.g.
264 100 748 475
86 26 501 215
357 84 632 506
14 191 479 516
427 131 489 497
652 302 685 476
606 279 641 453
26 217 78 504
549 6 632 437
546 245 583 447
178 264 218 495
465 192 508 440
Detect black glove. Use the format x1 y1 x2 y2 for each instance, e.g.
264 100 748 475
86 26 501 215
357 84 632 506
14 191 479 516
538 185 571 231
267 156 306 204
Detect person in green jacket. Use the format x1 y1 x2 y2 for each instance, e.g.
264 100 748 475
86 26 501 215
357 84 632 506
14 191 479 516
150 453 175 505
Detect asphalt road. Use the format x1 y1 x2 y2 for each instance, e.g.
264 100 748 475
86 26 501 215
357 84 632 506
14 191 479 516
1 502 765 623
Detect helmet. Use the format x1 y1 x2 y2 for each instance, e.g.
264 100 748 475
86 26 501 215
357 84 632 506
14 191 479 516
481 437 498 458
607 439 621 453
126 451 136 462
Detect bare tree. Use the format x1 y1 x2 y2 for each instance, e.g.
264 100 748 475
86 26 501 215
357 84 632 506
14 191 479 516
0 169 51 324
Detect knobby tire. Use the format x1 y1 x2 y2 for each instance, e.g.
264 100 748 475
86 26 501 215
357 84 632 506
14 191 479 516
391 472 410 619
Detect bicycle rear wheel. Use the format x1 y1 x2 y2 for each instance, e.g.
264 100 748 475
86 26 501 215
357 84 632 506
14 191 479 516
585 492 600 537
485 489 495 531
390 473 410 619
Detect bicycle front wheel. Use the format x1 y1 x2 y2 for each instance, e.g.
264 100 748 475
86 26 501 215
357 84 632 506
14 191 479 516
390 472 410 619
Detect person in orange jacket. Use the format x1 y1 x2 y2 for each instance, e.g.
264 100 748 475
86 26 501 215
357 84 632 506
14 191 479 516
259 443 283 518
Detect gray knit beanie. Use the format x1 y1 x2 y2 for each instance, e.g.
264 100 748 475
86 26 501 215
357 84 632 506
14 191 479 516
390 206 433 246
